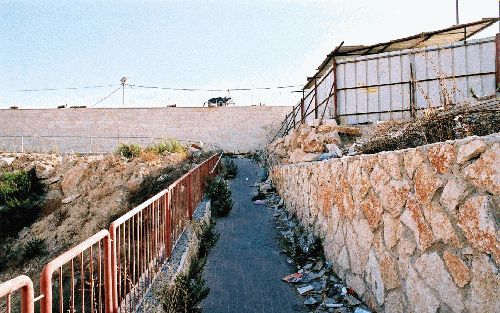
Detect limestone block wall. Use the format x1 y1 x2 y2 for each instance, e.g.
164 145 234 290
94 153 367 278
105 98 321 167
271 134 499 313
0 106 291 154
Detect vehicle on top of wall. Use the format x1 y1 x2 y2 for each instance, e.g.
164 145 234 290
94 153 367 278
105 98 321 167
204 96 234 107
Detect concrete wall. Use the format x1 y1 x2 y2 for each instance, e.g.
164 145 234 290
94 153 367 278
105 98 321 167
271 134 499 313
0 106 291 153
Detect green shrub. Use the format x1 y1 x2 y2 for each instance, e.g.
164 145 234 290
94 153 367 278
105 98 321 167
0 169 41 237
22 237 47 259
162 219 217 313
146 139 187 155
116 143 142 159
221 158 238 180
205 177 233 217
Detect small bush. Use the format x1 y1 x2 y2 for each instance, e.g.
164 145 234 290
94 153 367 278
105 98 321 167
146 139 187 155
163 219 217 313
0 169 41 238
205 177 232 217
279 224 323 266
22 237 47 259
117 143 142 159
221 158 237 180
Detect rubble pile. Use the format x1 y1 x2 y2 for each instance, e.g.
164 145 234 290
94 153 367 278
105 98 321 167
267 119 362 165
254 180 372 313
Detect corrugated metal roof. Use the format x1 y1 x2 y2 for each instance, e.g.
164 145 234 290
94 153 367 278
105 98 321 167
304 18 499 89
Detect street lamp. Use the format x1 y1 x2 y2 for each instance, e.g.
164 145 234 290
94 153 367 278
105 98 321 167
120 76 127 107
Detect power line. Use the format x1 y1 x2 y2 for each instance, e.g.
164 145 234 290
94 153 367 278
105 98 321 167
91 86 122 107
128 84 302 92
2 84 119 92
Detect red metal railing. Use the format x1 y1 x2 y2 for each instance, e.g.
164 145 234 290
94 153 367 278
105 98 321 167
0 153 220 313
39 230 112 313
109 153 219 312
0 275 34 313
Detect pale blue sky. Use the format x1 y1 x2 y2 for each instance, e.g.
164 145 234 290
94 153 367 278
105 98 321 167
0 0 498 108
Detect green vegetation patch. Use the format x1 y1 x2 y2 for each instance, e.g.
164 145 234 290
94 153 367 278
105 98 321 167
205 176 233 217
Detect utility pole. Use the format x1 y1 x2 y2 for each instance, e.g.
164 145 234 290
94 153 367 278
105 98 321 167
120 76 127 107
455 0 459 25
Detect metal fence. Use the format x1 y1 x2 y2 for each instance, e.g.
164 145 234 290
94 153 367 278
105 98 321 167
0 153 221 313
274 35 499 139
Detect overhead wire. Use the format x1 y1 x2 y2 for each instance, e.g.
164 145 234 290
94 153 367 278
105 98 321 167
90 86 122 107
3 84 119 92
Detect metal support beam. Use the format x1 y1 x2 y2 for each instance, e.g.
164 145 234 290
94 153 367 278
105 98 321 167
314 77 318 119
332 58 339 122
301 89 305 123
496 33 500 88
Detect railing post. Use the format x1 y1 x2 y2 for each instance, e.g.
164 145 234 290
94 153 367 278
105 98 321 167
187 175 193 220
165 189 172 257
40 268 52 313
109 225 118 312
104 234 113 313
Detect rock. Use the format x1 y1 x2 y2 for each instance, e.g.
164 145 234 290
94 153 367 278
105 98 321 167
421 202 460 247
35 162 55 179
346 274 366 297
384 290 405 313
403 149 425 179
379 179 410 217
289 149 321 163
273 143 288 158
322 131 342 145
43 190 63 214
456 139 487 164
427 143 456 174
383 214 402 249
378 152 402 179
61 164 86 195
360 191 383 230
400 196 435 251
369 165 391 194
325 143 343 157
345 219 373 274
397 237 415 279
466 254 500 312
0 157 16 167
297 285 314 295
344 294 361 306
40 176 61 185
302 132 326 153
304 297 318 306
439 177 469 214
405 266 440 313
414 163 443 204
462 144 499 194
443 251 470 288
333 125 361 136
415 252 464 312
317 124 335 133
379 254 400 290
61 193 80 204
458 195 499 263
365 250 384 305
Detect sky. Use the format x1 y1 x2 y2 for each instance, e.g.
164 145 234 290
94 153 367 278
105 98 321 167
0 0 498 108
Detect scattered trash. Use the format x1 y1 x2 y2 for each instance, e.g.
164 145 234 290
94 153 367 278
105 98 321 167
304 297 318 305
282 272 304 284
255 177 372 312
297 285 314 295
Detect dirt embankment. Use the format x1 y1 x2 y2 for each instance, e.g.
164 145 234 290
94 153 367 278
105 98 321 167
0 151 213 283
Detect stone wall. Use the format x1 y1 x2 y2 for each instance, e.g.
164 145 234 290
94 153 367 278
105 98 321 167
0 106 291 154
271 134 499 313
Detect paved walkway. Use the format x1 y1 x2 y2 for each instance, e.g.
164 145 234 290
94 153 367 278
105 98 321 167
202 158 306 313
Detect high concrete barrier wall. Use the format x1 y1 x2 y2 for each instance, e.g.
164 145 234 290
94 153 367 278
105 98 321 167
0 106 291 153
271 134 499 313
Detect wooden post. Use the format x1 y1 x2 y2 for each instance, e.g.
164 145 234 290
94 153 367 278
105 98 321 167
314 77 318 119
496 33 500 88
301 89 305 123
332 58 338 122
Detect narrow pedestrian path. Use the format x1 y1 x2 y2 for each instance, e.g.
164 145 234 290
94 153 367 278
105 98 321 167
202 158 306 313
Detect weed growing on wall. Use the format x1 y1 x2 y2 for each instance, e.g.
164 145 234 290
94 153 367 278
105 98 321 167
278 223 324 266
205 177 233 217
146 139 187 155
162 219 218 313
